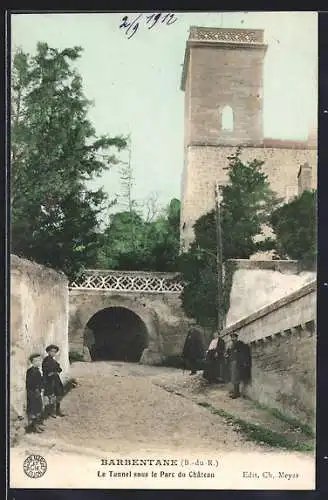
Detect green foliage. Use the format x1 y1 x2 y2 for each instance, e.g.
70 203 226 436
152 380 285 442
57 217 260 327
180 149 279 327
69 351 85 363
251 400 315 438
221 260 237 322
97 198 181 271
221 148 279 259
270 190 316 266
179 247 218 327
11 43 127 279
198 402 314 451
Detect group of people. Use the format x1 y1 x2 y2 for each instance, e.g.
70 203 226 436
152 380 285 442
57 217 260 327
182 327 251 399
25 344 65 433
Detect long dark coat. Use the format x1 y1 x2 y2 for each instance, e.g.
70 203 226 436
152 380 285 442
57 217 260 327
227 340 252 384
182 329 205 363
26 366 43 416
42 355 64 398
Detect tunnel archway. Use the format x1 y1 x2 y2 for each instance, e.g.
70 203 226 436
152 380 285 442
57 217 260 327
84 307 149 362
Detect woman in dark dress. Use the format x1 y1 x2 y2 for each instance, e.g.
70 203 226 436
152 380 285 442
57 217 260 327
182 327 205 375
26 353 45 433
203 334 226 383
42 344 65 418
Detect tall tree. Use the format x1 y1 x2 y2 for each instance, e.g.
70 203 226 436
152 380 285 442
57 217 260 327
180 149 279 327
11 43 127 278
97 198 181 272
270 189 316 266
97 210 145 270
118 134 140 250
220 148 279 259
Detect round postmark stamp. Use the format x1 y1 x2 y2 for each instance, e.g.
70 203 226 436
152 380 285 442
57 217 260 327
23 454 47 478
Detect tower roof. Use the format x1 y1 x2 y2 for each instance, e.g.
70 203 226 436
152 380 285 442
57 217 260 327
180 26 267 91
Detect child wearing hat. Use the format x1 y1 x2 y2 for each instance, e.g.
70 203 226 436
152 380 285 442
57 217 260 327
42 345 65 418
26 353 45 433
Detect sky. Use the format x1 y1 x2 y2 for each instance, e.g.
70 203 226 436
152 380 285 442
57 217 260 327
11 11 318 215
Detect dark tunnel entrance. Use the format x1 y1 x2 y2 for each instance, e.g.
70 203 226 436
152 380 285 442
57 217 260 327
85 307 148 362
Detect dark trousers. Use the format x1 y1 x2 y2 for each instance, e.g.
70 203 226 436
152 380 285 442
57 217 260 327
184 358 200 373
189 359 198 373
46 394 63 415
232 383 240 396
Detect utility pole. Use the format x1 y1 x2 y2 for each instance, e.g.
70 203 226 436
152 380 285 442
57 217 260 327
215 184 224 332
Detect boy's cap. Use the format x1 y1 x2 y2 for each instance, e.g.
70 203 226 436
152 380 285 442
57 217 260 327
29 353 41 362
45 344 59 353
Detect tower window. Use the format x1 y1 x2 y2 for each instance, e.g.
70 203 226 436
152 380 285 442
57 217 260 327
221 105 234 132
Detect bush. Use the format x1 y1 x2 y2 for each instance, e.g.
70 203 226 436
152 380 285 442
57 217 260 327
270 190 316 267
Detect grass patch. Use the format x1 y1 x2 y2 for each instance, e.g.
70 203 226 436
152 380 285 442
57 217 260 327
250 400 315 438
197 401 314 452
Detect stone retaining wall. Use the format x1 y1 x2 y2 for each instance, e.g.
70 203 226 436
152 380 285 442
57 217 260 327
222 280 316 429
10 255 70 443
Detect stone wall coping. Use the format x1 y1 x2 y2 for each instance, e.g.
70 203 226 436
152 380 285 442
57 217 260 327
11 254 68 282
222 280 316 336
189 26 265 42
227 259 302 273
69 288 181 295
83 269 181 278
187 40 268 51
185 141 316 151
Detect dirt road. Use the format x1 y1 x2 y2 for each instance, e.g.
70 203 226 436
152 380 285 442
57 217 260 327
36 361 262 455
10 361 315 489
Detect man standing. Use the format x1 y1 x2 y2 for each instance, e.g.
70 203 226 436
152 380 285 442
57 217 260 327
182 327 205 375
226 333 251 399
42 344 65 418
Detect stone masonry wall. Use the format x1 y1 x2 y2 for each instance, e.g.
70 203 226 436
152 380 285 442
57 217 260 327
189 45 265 145
181 145 317 247
68 290 190 364
221 281 316 429
10 255 70 443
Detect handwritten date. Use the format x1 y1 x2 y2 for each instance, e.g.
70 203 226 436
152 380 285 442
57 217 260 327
119 12 178 39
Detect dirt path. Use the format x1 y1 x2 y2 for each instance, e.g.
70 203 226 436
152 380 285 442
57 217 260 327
151 368 314 450
31 361 266 455
10 361 315 489
16 361 310 455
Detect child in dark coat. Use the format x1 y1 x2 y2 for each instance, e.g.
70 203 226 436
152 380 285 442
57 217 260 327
26 353 45 433
42 344 65 418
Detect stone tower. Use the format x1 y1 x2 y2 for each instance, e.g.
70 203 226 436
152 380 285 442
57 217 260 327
180 26 268 249
180 26 316 251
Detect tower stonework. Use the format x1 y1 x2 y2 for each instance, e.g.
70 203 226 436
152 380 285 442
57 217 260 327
180 26 317 250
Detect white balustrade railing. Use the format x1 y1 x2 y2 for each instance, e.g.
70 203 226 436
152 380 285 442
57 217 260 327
69 269 183 293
